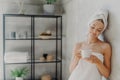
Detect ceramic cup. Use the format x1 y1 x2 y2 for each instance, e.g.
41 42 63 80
10 32 16 39
81 50 92 58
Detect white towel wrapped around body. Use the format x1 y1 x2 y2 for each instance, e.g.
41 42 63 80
68 51 104 80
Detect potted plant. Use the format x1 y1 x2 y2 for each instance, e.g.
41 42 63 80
11 67 29 80
43 0 57 14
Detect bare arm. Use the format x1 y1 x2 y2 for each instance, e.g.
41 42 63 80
69 43 82 74
85 43 112 78
96 43 112 78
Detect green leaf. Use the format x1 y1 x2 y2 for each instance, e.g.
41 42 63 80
10 67 29 78
46 0 57 4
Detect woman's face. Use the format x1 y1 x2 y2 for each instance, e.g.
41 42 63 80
88 20 104 38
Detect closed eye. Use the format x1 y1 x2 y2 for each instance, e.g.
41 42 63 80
91 27 95 29
97 29 102 32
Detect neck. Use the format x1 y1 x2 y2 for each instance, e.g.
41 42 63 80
87 36 98 44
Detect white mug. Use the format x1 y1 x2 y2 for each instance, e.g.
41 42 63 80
81 50 92 58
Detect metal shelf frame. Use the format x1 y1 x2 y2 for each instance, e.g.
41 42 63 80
3 14 62 80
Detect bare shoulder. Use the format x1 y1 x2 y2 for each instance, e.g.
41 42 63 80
101 42 112 55
102 42 111 49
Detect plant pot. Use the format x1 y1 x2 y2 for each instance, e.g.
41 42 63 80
16 77 23 80
43 4 55 14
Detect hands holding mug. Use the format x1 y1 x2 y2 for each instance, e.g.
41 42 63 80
80 50 101 64
81 50 92 58
84 55 101 64
74 49 101 64
73 49 91 59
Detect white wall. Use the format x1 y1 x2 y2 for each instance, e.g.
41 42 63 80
62 0 120 80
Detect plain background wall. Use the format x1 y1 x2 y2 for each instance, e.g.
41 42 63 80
62 0 120 80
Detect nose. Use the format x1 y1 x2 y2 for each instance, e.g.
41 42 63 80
91 29 97 36
93 29 97 33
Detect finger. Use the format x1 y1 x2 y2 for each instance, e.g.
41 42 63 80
75 50 80 53
90 55 94 58
90 56 97 63
84 58 90 61
75 53 79 57
90 56 95 61
90 55 96 60
77 53 81 56
91 55 97 58
85 59 93 63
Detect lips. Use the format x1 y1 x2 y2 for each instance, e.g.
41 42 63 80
90 32 96 37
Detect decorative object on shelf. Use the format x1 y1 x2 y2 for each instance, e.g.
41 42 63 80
10 31 16 39
41 73 52 80
40 30 52 36
15 77 23 80
40 54 54 61
40 56 45 61
43 0 57 14
15 32 20 39
16 0 25 14
11 67 29 80
6 31 29 39
39 36 52 39
43 53 48 60
46 54 54 61
39 30 52 39
19 31 28 39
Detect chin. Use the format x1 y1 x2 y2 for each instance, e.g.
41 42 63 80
89 35 97 38
89 34 95 37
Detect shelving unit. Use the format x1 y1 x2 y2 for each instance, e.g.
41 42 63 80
3 14 62 80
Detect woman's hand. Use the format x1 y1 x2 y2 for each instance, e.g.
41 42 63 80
73 50 82 59
84 55 101 64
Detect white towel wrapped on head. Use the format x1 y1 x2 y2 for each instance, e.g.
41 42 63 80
88 9 109 41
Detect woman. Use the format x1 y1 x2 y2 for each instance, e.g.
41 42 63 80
68 9 112 80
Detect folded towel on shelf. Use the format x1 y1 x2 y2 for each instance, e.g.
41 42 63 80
5 52 29 58
5 58 28 63
4 51 30 63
